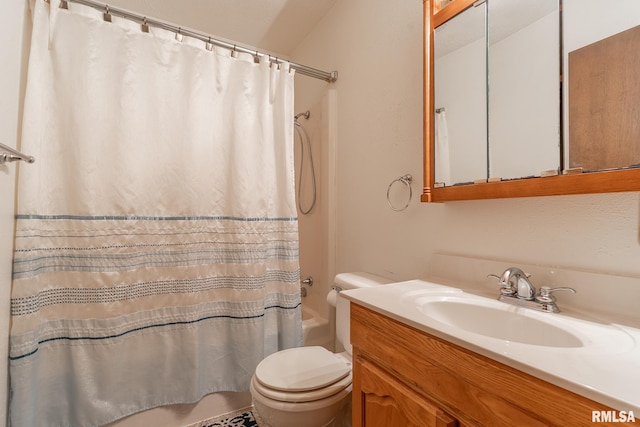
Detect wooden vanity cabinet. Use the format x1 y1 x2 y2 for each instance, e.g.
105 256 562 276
350 303 619 427
356 355 457 427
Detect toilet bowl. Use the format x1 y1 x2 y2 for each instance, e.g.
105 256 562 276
250 273 392 427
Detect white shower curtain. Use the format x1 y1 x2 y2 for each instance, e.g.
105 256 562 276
10 1 302 426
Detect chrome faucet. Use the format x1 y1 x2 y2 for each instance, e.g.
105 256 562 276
488 267 576 313
488 267 535 300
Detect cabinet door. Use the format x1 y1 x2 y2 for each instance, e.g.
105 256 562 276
354 356 457 427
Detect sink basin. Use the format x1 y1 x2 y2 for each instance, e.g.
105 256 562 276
344 279 635 354
418 296 584 348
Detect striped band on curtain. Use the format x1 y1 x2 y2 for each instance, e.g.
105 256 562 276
9 1 302 426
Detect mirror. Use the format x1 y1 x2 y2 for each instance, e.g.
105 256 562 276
487 0 559 181
433 0 560 187
434 3 486 186
563 0 640 172
423 0 640 202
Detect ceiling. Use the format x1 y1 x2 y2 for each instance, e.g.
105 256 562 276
104 0 338 57
435 0 558 57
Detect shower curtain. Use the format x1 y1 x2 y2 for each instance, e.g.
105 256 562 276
9 1 302 426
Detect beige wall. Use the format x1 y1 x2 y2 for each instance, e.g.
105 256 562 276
291 0 640 282
293 91 337 319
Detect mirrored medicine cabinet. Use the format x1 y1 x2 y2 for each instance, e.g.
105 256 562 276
422 0 640 202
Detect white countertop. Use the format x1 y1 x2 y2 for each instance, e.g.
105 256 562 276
341 279 640 413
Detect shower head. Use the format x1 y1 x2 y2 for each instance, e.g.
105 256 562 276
294 111 310 121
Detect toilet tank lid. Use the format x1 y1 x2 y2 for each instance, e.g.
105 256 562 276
334 272 394 290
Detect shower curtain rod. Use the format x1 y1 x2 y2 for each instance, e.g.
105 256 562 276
52 0 338 83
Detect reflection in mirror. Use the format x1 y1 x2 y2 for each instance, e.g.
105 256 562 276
564 0 640 173
488 0 560 181
434 3 486 186
434 0 454 14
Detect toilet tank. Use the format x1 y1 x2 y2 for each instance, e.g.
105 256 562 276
333 272 393 354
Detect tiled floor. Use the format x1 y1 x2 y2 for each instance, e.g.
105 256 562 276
186 407 262 427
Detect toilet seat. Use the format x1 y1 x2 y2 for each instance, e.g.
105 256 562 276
253 346 352 403
252 372 352 403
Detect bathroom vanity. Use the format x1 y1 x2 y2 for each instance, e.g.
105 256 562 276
344 278 640 427
351 303 616 426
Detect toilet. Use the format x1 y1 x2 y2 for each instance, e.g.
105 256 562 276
250 272 392 427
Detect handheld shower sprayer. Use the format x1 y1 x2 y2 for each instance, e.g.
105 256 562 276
293 110 316 215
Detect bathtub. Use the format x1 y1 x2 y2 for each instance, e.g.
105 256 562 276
302 305 332 349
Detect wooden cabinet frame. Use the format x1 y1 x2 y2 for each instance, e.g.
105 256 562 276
422 0 640 202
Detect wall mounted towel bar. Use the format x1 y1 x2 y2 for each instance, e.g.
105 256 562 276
0 143 35 165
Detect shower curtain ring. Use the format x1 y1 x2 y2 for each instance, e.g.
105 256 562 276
206 37 214 51
103 5 112 22
141 17 149 33
231 44 238 58
175 28 183 42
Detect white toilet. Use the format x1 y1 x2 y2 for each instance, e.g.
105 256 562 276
250 272 392 427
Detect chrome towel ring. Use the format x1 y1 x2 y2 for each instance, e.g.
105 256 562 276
387 174 412 211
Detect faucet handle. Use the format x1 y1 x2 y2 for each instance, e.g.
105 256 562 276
536 286 576 303
487 274 515 296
